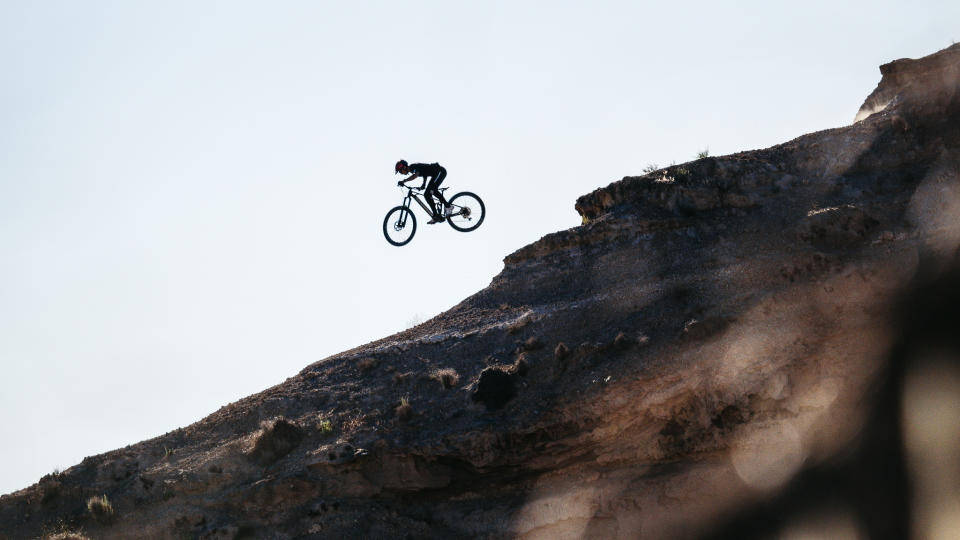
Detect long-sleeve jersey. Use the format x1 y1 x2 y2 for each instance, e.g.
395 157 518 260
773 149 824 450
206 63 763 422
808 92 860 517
406 162 444 181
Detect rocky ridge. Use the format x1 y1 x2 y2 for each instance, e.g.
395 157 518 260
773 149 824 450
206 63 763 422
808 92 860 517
2 44 960 540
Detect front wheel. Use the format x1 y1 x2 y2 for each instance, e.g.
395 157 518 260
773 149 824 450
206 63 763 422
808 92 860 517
446 192 485 232
383 206 417 246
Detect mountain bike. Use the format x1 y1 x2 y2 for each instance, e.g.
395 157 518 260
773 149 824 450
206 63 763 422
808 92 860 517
383 185 485 246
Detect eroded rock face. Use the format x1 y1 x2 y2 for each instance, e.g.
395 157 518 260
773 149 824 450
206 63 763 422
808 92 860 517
855 42 960 122
2 45 960 540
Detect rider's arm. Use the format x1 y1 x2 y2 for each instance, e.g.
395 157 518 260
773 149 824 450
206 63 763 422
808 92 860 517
404 173 423 188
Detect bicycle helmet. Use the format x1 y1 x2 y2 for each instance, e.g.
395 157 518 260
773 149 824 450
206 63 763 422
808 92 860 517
395 160 408 174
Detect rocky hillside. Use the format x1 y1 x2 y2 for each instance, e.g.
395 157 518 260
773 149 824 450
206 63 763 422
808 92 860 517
2 44 959 540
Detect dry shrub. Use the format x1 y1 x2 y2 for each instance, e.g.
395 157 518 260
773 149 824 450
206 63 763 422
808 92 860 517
86 494 115 524
344 415 366 432
432 368 460 389
248 417 304 466
47 533 92 540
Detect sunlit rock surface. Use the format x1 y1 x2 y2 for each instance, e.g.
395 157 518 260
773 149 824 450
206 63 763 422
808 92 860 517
2 44 959 540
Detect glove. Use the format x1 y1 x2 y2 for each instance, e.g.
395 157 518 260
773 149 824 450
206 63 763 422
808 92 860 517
397 181 404 186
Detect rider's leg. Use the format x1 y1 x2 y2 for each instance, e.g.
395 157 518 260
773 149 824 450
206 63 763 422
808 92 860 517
426 175 445 216
424 187 439 216
434 167 448 207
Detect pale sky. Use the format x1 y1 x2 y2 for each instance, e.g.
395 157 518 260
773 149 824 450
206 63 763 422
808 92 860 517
1 0 956 495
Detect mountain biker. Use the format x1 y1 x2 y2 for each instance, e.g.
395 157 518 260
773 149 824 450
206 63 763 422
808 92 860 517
395 160 452 224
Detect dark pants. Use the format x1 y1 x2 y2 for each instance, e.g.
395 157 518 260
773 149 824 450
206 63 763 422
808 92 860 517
424 166 447 216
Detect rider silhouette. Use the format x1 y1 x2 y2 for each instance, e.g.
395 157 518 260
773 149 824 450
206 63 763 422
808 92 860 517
395 160 451 224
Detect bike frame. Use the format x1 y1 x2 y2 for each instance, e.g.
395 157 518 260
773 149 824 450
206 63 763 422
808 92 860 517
400 186 449 216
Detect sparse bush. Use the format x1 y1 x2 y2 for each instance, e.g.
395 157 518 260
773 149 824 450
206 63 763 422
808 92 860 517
86 494 115 524
41 519 88 539
344 415 366 432
642 163 660 174
248 417 305 465
46 533 91 540
405 313 424 328
396 396 413 422
697 148 710 159
319 419 334 434
432 368 460 389
554 342 569 361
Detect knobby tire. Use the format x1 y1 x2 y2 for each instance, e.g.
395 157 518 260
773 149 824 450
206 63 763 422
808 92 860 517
383 206 417 246
446 192 485 232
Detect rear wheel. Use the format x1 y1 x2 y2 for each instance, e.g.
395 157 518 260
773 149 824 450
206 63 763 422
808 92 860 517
383 206 416 246
446 192 485 232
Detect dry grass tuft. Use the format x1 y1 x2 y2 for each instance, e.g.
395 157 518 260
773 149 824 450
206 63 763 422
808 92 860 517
395 396 413 422
86 494 115 524
432 368 460 389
